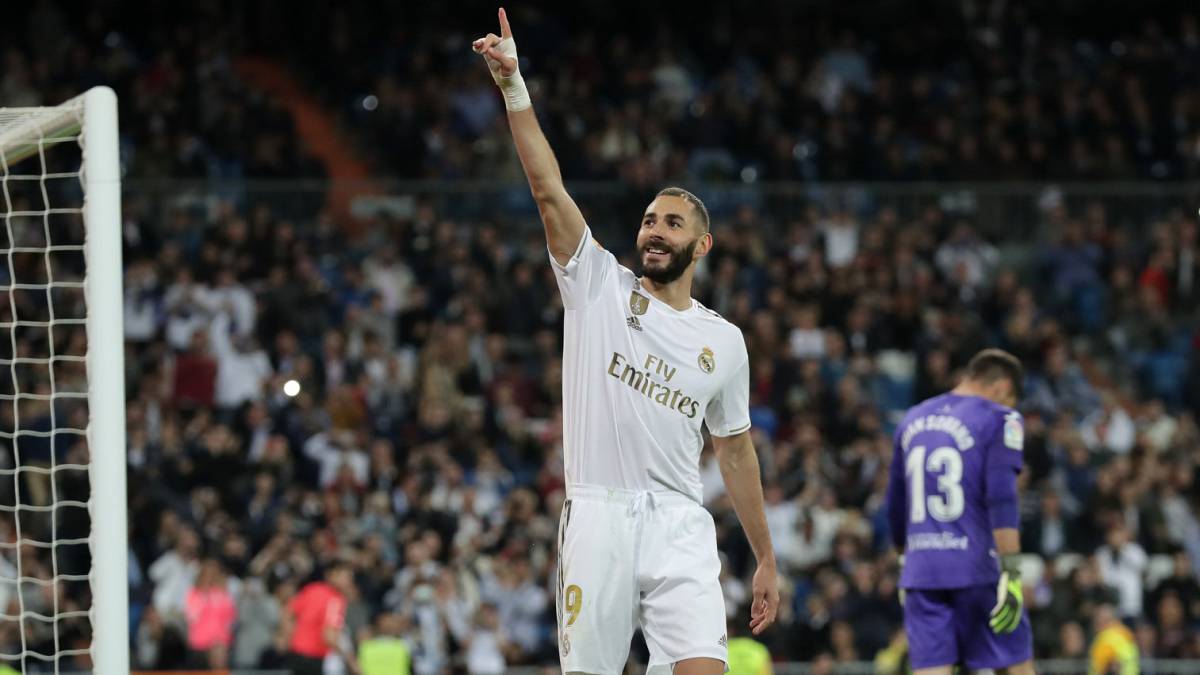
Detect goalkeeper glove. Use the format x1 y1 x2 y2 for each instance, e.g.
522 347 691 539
989 554 1023 634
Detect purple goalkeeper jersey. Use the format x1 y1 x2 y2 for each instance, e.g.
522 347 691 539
887 392 1025 589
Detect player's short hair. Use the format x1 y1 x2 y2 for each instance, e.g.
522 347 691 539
656 187 710 232
965 348 1025 401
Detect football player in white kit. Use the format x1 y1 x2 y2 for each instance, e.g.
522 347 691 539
474 9 779 675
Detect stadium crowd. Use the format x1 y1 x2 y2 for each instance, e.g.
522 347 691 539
101 190 1200 671
7 2 1200 184
0 0 1199 673
335 3 1200 184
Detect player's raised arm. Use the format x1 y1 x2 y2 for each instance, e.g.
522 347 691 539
473 8 587 265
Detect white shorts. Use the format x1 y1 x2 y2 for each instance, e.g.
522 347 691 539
556 483 728 674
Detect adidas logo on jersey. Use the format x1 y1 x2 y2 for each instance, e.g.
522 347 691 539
626 316 643 331
718 633 728 648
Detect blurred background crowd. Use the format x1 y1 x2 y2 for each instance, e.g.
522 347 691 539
8 0 1200 184
2 0 1200 673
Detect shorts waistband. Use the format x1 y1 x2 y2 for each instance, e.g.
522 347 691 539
566 483 697 507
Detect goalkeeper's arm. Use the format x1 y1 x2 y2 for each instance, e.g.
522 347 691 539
473 8 586 265
990 528 1024 633
986 414 1026 634
987 454 1024 633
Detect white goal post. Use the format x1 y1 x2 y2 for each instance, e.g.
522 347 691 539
0 88 127 674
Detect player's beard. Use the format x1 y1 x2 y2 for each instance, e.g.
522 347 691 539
639 237 698 285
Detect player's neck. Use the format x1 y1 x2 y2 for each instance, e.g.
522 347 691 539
952 382 993 404
639 274 694 311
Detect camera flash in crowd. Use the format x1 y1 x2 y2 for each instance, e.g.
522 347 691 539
283 380 301 397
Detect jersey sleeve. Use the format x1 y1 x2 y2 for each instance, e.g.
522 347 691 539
705 345 751 438
549 226 616 310
984 410 1024 531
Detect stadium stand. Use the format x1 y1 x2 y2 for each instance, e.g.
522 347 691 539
2 0 1200 671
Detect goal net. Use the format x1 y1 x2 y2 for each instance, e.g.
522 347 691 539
0 89 126 674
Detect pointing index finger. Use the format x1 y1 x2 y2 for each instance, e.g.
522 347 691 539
499 7 513 39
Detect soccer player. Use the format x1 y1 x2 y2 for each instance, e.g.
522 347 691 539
887 349 1034 674
472 9 779 675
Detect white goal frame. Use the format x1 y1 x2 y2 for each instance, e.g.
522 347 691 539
0 87 127 675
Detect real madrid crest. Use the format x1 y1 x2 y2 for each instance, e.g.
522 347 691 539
630 291 649 316
698 347 715 374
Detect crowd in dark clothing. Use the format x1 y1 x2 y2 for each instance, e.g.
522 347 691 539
8 2 1200 185
100 189 1200 670
1 0 1200 672
318 1 1200 183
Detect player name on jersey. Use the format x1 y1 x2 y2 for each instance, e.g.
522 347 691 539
607 351 701 419
899 413 977 452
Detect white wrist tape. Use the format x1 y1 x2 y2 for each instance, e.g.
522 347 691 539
489 38 531 112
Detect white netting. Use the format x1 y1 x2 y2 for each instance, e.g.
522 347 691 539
0 100 95 672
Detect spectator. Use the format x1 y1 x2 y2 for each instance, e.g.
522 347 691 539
124 260 161 343
480 556 547 659
149 528 201 628
209 310 273 412
1150 551 1200 623
183 558 237 668
462 603 508 675
134 606 188 670
170 330 217 410
232 577 281 669
1088 604 1139 675
1054 622 1088 660
1026 344 1102 420
1080 394 1137 455
357 613 411 675
820 209 858 269
1096 524 1148 620
1022 490 1079 558
935 222 997 300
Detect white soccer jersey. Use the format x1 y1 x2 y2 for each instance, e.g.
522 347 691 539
551 226 752 503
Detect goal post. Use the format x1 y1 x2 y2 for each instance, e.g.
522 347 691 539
82 86 128 675
0 87 127 674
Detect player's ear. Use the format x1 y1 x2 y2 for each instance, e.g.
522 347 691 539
995 379 1016 407
694 231 713 260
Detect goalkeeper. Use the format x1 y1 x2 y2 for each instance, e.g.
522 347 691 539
886 349 1034 675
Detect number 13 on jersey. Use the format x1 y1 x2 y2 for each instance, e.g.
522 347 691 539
905 445 964 523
